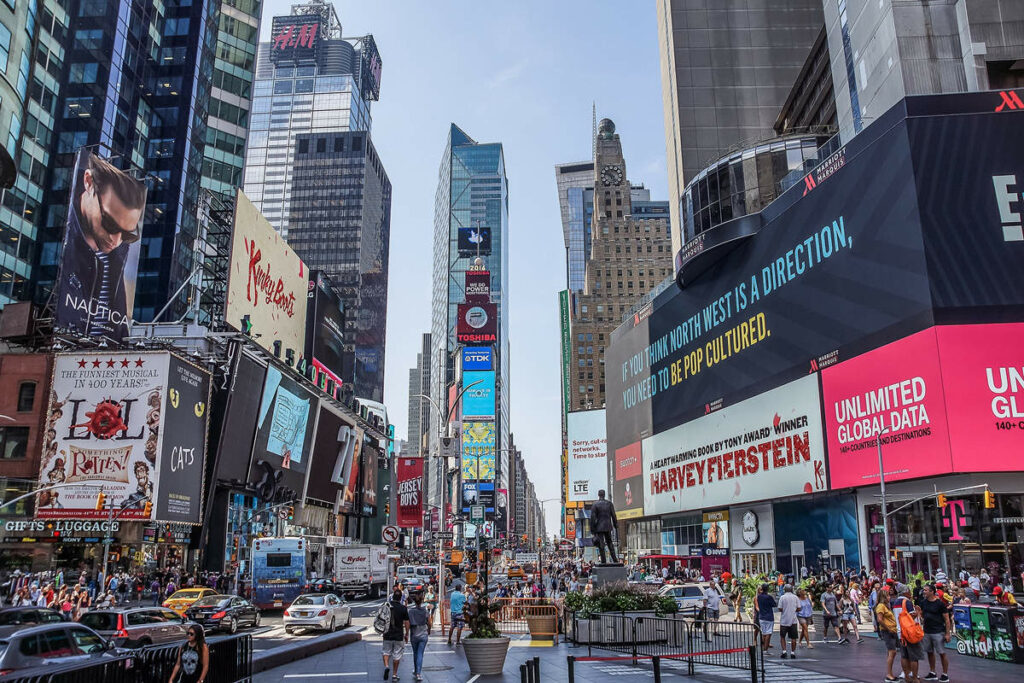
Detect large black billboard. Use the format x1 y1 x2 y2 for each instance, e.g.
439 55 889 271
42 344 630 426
305 403 356 506
157 356 212 523
213 350 266 483
305 271 346 392
249 365 317 497
606 92 1024 517
270 15 321 64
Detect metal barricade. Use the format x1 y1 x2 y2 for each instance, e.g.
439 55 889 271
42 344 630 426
490 598 560 642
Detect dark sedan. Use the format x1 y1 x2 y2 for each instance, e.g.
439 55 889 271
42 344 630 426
0 607 66 626
183 595 260 634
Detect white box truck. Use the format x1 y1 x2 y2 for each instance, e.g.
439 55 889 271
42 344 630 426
333 544 389 598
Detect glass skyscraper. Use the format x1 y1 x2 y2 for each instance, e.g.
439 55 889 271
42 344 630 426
242 1 389 401
429 124 510 518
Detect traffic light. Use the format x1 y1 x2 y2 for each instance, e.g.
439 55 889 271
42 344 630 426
937 493 947 509
984 488 996 509
287 505 295 521
521 534 528 543
142 500 152 517
95 491 106 510
384 503 390 517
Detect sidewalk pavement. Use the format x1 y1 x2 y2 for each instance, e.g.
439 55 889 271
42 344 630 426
254 624 1020 683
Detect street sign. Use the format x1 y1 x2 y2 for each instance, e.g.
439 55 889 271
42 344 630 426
382 525 400 543
470 505 484 523
435 532 453 540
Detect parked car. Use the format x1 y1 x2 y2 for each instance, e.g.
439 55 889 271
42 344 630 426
0 623 119 674
78 607 188 648
658 583 707 614
162 587 218 615
0 607 66 626
401 578 426 598
283 593 350 634
184 595 260 634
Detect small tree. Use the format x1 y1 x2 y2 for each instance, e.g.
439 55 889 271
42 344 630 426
467 537 503 639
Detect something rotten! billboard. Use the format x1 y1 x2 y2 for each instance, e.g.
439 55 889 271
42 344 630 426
54 150 147 342
37 352 192 520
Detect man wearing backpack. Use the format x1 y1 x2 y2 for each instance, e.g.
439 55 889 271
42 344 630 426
893 583 925 682
916 584 951 682
380 583 409 681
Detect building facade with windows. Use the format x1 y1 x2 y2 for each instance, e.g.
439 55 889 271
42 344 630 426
428 124 510 522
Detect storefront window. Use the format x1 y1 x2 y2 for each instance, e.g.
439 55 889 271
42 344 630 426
0 479 33 516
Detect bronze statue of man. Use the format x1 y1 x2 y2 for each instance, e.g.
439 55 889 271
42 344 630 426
590 489 619 564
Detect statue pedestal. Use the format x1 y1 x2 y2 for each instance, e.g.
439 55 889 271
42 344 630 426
591 564 628 587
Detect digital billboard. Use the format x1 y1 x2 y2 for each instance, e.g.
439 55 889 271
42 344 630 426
458 227 491 256
823 328 952 489
213 349 266 483
37 352 169 520
156 355 211 523
456 303 497 344
567 409 608 503
464 270 491 304
396 457 424 527
642 374 826 516
54 150 147 342
461 421 495 481
306 404 356 506
461 347 493 371
305 271 345 391
937 323 1024 473
250 365 316 495
462 371 495 420
360 444 378 513
336 426 363 514
226 189 308 359
358 34 382 101
462 482 494 511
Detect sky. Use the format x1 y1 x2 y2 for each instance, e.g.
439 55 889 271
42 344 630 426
261 0 669 536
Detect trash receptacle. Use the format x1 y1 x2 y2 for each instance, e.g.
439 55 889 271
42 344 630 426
1012 608 1024 664
953 604 975 656
987 605 1016 663
969 605 994 659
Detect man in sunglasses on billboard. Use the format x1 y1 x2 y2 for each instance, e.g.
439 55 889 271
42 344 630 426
55 151 147 340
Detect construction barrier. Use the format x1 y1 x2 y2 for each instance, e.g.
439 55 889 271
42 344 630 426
438 597 560 642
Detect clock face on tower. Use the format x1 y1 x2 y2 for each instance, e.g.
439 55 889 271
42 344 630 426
601 164 623 186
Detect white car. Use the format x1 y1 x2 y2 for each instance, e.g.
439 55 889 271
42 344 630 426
283 593 351 634
658 583 708 614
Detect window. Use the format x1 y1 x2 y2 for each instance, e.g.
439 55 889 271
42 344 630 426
69 628 104 655
297 138 308 154
39 629 73 658
64 97 94 118
16 382 34 412
0 426 29 459
0 21 10 73
69 62 98 84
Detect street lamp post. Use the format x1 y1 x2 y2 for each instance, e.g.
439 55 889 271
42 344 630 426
876 427 893 578
536 498 558 596
415 377 482 626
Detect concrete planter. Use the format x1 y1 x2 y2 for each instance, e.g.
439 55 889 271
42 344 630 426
462 636 511 675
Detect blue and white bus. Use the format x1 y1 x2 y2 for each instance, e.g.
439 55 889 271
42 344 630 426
251 537 307 609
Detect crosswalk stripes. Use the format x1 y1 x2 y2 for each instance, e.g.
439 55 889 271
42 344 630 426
583 659 856 681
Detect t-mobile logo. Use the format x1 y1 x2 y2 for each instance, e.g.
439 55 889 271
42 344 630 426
992 175 1023 242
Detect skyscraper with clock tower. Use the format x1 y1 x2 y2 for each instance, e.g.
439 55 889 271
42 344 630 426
567 119 674 413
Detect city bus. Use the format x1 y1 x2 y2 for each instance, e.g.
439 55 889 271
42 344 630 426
251 537 307 609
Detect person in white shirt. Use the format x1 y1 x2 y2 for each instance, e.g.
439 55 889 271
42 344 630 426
704 582 723 637
777 584 801 659
661 566 669 580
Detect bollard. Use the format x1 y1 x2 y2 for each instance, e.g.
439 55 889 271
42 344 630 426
653 656 662 683
533 655 540 680
748 645 758 683
567 656 575 683
520 663 528 683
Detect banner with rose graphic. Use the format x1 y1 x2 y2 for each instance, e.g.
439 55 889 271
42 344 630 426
37 352 173 520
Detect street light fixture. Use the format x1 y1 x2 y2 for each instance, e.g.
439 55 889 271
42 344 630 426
875 427 893 578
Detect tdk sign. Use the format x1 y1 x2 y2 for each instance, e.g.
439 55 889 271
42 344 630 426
462 347 493 371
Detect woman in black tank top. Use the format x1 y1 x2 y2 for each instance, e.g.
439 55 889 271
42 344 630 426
169 625 209 683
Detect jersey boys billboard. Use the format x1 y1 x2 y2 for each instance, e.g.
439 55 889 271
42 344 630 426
643 375 826 516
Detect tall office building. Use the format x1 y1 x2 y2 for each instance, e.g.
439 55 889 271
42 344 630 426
824 0 1024 141
428 124 510 519
657 0 824 254
10 0 246 322
406 332 432 458
243 1 389 401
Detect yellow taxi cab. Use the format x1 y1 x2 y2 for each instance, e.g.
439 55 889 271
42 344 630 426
163 587 218 615
507 565 525 579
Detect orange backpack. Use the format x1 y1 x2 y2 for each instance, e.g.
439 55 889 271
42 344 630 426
897 601 924 644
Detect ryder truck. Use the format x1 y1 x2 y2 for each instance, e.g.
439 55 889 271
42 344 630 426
333 544 388 598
